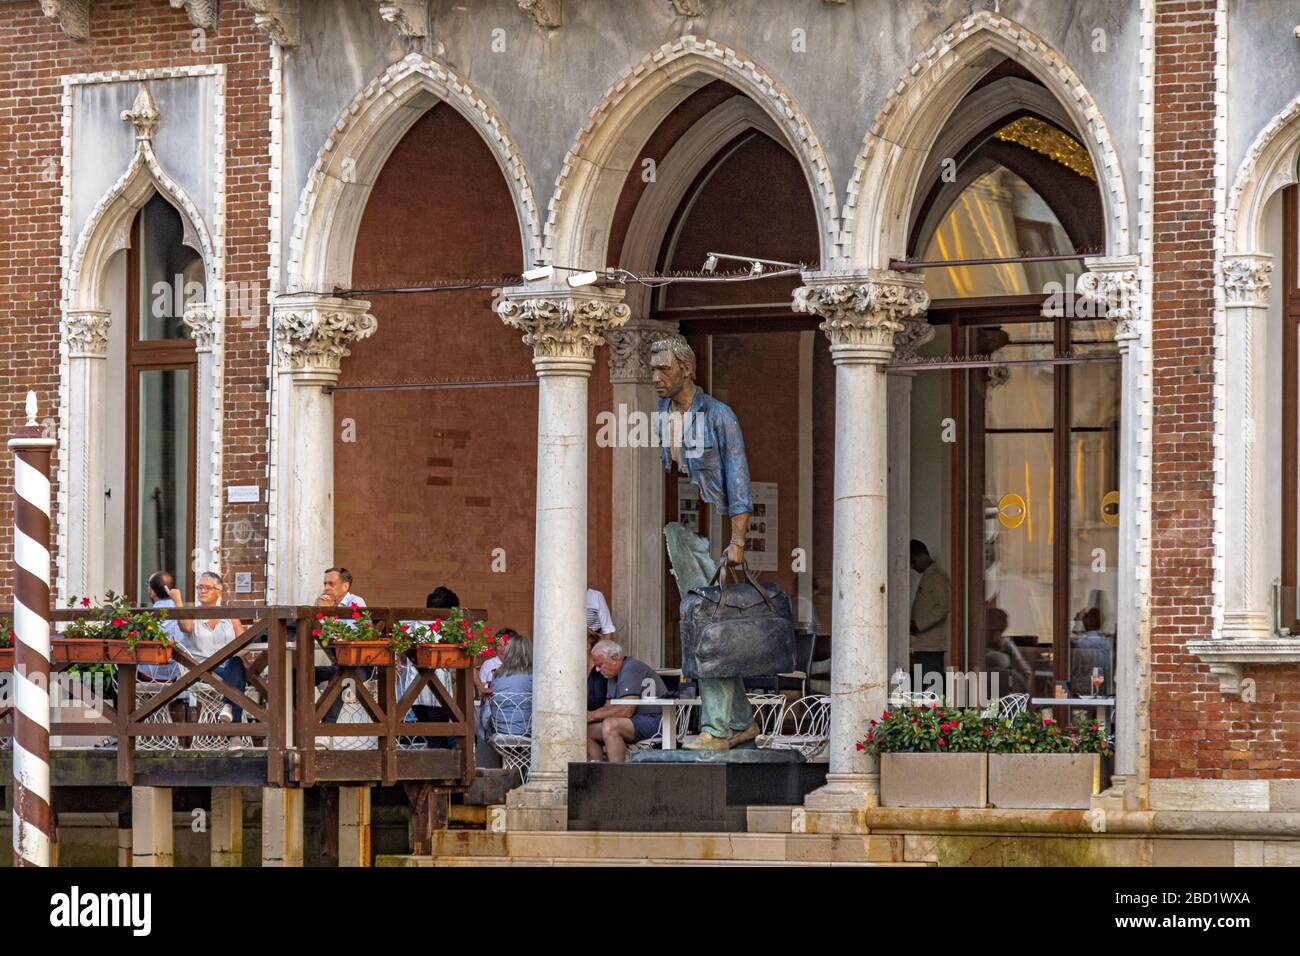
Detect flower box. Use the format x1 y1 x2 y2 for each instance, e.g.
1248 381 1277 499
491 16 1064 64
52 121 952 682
331 640 394 667
880 752 988 808
413 643 472 669
51 638 172 665
0 647 12 670
987 753 1103 809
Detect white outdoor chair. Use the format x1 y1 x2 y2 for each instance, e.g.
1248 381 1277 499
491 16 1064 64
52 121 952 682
981 692 1030 719
129 680 182 751
747 693 787 748
767 695 831 760
487 692 533 783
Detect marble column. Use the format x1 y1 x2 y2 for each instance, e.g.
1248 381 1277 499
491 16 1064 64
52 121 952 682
64 308 112 600
793 272 929 809
885 320 933 678
272 296 377 603
496 286 630 828
1078 256 1141 794
604 318 675 665
1219 253 1275 643
182 302 221 574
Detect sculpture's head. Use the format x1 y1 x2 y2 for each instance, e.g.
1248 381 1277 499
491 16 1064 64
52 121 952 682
649 334 696 401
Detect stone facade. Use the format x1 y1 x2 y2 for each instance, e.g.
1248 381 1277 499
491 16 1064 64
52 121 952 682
1 0 1299 821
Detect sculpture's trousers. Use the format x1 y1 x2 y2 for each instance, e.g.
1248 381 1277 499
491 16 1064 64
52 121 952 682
699 675 754 739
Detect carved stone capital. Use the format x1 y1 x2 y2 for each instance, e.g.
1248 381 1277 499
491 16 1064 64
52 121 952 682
668 0 705 15
65 309 111 356
242 0 299 46
892 318 936 365
793 271 929 362
496 287 630 365
273 298 376 377
40 0 91 41
1222 253 1273 308
518 0 560 29
1078 256 1141 341
171 0 219 30
182 303 219 351
377 0 427 36
605 320 674 384
121 84 160 143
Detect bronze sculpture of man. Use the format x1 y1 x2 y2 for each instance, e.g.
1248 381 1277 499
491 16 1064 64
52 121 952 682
650 334 759 750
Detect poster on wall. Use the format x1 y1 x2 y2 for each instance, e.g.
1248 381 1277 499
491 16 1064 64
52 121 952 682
677 479 700 534
744 481 778 571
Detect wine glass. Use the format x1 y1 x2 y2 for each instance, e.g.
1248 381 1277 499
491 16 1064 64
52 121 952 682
1089 667 1104 698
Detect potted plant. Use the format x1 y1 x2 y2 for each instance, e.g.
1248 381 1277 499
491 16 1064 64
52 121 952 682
406 607 492 669
314 608 393 667
53 593 175 665
985 711 1112 809
862 703 990 808
0 616 13 670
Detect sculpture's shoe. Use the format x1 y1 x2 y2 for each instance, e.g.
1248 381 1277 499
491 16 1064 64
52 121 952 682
683 732 730 751
728 720 760 747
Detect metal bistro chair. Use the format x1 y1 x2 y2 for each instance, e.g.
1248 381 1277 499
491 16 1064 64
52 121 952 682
981 692 1030 720
766 695 831 761
747 693 788 748
487 691 534 784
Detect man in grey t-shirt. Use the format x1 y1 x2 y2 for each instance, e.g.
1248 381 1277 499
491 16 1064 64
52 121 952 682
586 640 667 762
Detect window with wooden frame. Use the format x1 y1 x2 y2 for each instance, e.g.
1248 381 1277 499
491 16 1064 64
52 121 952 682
124 193 202 603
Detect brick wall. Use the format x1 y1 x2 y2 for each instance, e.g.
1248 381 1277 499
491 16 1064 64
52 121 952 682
1149 0 1300 778
0 1 271 603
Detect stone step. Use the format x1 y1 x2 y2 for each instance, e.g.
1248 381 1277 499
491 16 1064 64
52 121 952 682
396 854 931 867
375 829 911 865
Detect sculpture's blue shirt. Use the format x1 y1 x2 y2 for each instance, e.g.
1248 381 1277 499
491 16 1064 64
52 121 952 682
658 388 752 516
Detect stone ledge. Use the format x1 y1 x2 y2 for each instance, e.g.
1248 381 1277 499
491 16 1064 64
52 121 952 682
1185 638 1300 696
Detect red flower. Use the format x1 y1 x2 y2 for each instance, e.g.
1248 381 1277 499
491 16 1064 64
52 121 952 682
938 737 946 747
316 613 325 621
352 611 362 620
80 597 91 608
129 630 138 638
931 701 939 709
432 619 441 630
1043 717 1053 725
982 728 990 736
882 710 891 719
311 628 322 637
1093 725 1100 732
856 742 865 751
869 719 877 726
487 636 495 645
400 625 409 633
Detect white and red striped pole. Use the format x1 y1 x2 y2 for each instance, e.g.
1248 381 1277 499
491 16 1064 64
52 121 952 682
10 391 55 867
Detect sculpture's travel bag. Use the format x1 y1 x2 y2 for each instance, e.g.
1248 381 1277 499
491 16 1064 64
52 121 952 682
680 561 796 679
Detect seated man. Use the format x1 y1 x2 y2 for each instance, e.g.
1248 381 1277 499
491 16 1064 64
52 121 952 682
586 639 666 762
1070 607 1112 696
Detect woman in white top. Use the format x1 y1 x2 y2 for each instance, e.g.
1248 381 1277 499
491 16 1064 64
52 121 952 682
176 571 247 728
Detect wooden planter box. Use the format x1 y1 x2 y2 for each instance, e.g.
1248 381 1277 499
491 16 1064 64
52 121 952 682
331 640 394 667
880 752 988 808
988 753 1103 809
51 638 173 665
0 646 12 670
413 643 472 669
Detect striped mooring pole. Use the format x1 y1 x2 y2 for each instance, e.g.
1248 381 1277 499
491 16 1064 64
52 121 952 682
11 390 54 867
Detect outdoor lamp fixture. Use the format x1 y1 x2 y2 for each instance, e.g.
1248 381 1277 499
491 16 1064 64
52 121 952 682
566 270 600 288
523 265 554 283
703 252 801 275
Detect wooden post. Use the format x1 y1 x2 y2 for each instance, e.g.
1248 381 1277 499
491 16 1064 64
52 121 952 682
116 810 132 868
260 787 303 867
131 786 174 867
210 787 244 867
337 785 371 867
10 390 55 867
403 781 449 856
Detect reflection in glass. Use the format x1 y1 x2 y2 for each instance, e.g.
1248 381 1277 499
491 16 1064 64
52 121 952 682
136 369 190 600
138 193 204 341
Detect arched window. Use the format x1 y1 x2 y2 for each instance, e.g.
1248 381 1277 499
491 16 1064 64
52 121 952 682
124 193 201 601
904 114 1119 699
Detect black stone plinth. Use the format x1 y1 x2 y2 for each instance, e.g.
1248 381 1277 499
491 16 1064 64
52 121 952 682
567 754 828 832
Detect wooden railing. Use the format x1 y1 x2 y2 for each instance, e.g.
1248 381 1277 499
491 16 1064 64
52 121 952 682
0 605 484 789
